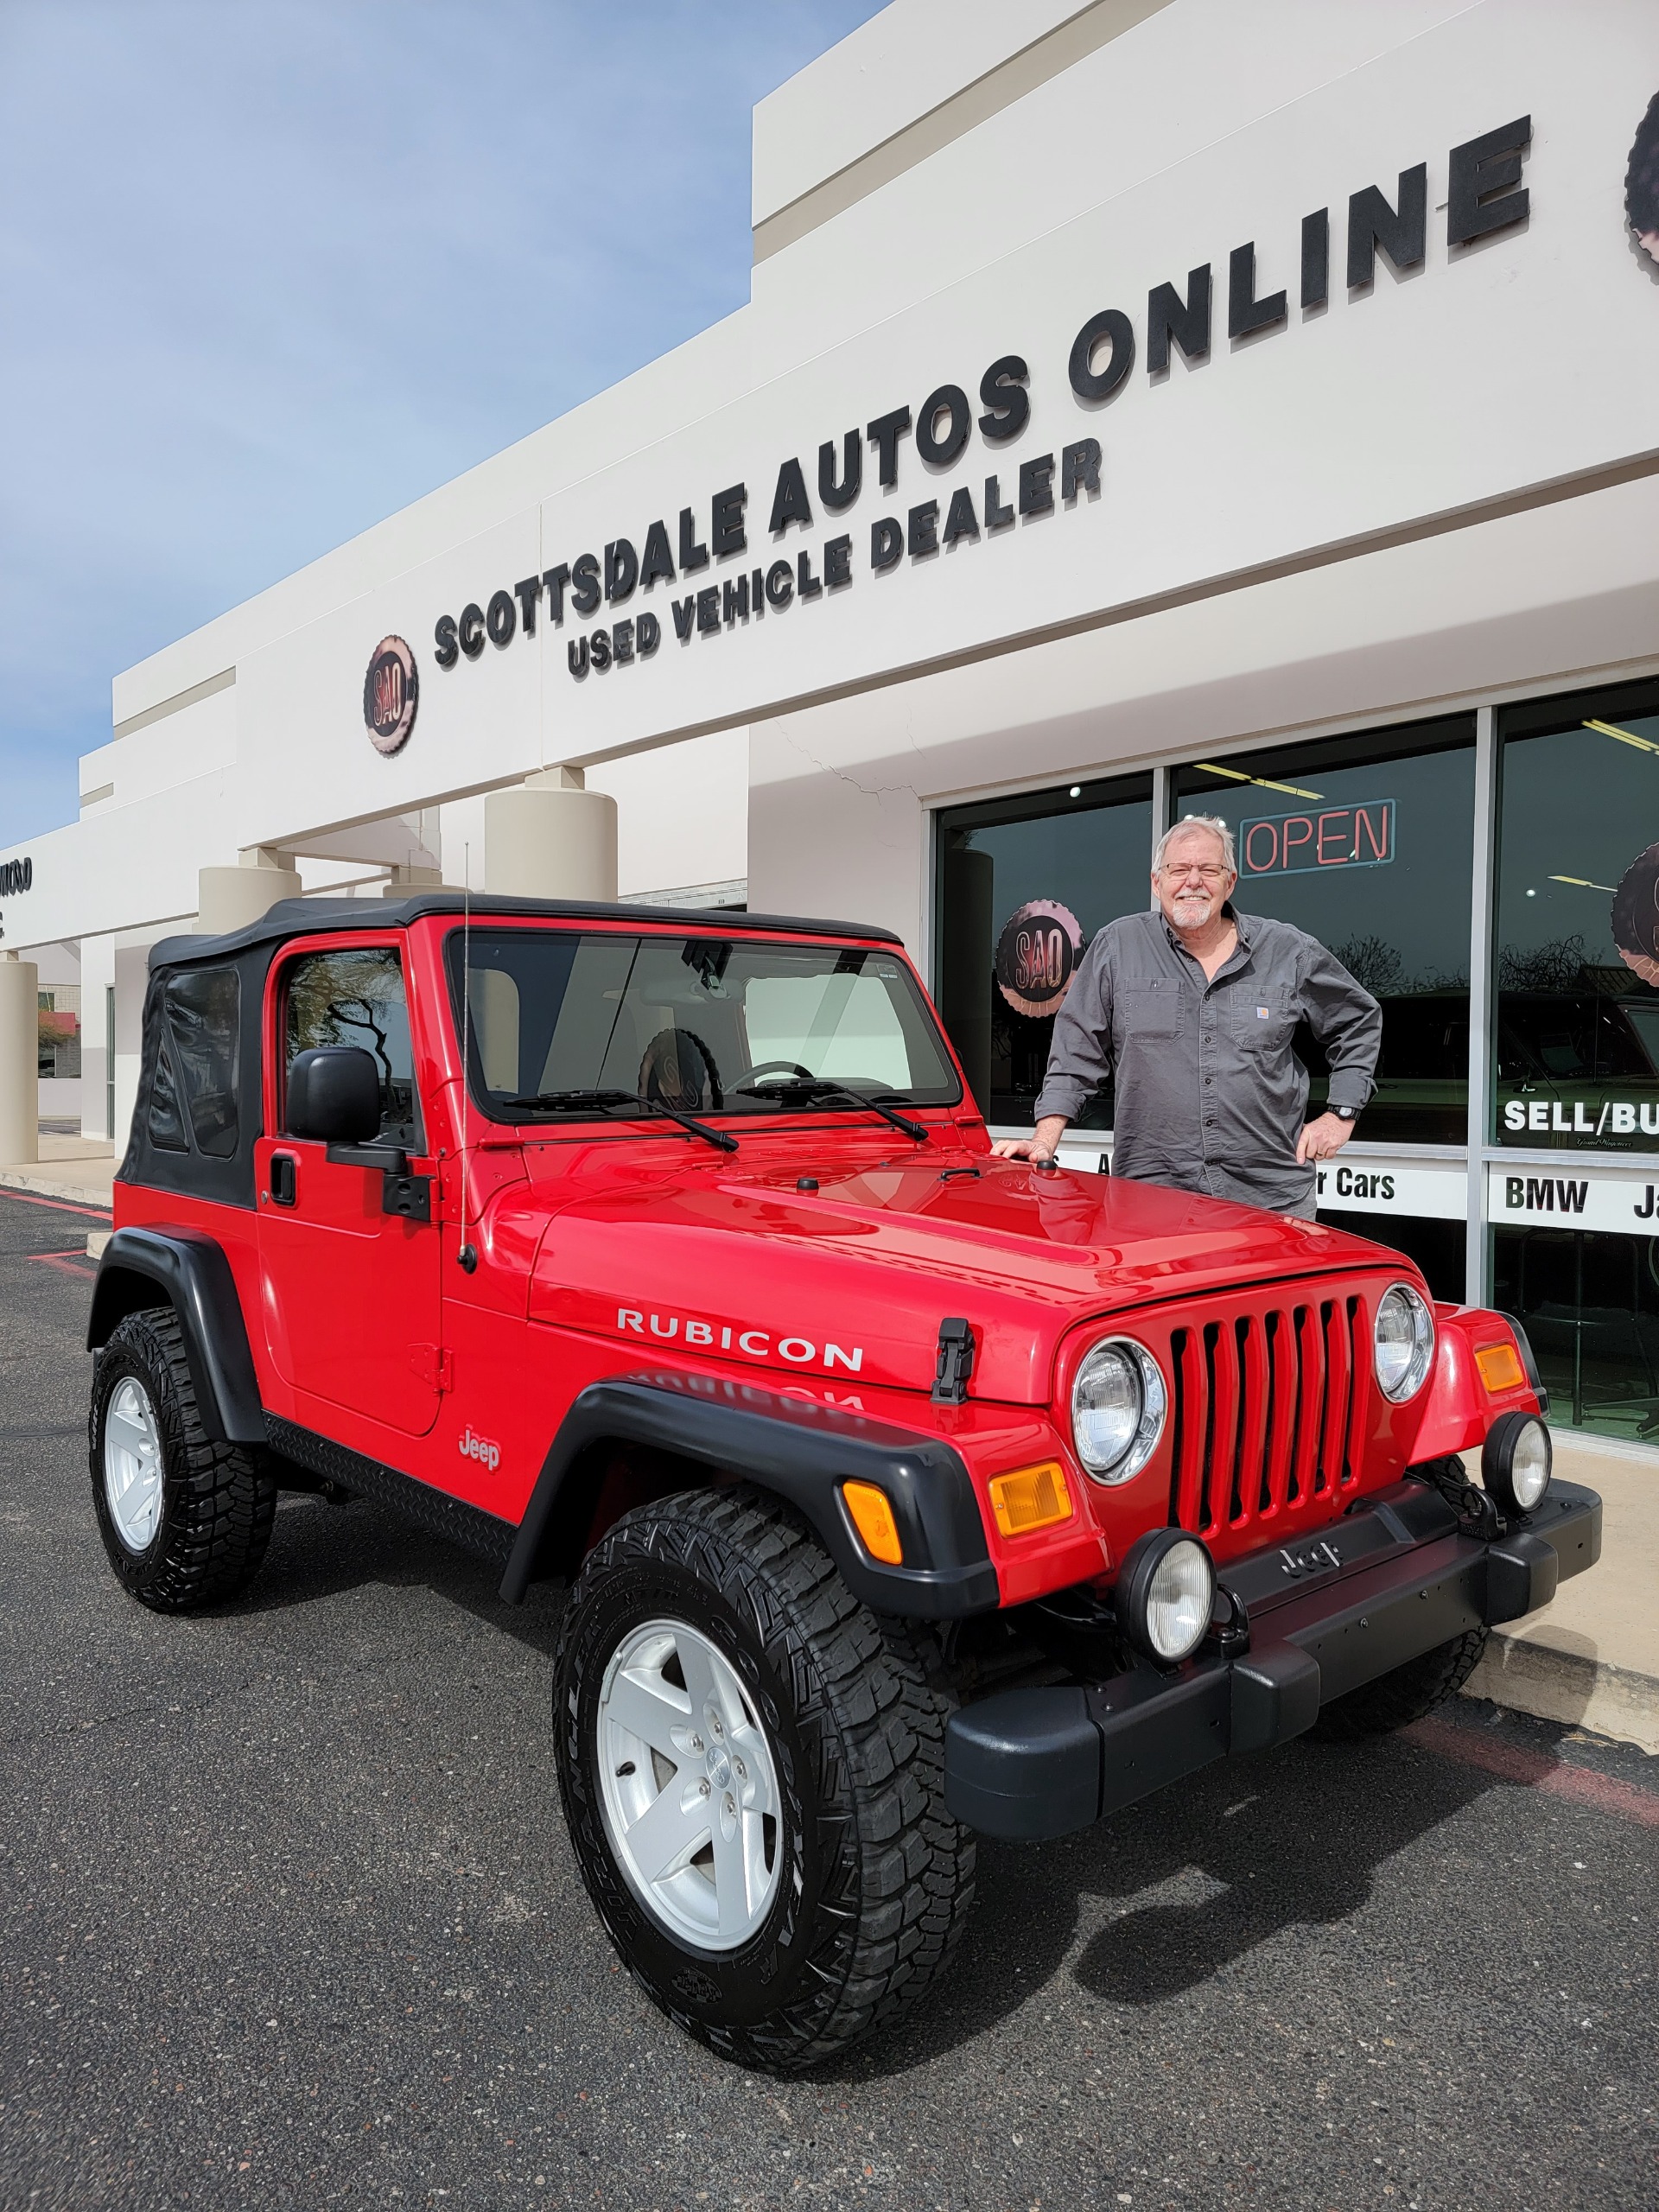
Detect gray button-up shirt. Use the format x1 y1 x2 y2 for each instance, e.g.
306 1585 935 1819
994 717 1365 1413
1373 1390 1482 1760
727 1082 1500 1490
1033 905 1382 1217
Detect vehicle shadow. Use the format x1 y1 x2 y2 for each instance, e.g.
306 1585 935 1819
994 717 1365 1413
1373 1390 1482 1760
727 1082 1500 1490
226 1491 1535 2083
828 1726 1507 2082
224 1491 569 1657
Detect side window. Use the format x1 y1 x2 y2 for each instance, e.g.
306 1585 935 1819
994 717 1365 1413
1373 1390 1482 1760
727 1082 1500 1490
283 946 421 1146
146 1035 189 1151
163 967 240 1159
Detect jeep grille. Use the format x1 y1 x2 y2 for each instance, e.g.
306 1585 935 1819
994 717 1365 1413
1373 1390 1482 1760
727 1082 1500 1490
1166 1291 1370 1542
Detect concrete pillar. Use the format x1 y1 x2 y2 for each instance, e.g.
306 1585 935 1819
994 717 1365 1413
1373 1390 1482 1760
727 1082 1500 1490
81 931 116 1142
380 864 444 899
0 954 39 1165
197 847 302 935
483 767 617 900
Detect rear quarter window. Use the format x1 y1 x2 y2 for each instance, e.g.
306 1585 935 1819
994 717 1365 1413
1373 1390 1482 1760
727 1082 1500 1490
163 967 240 1159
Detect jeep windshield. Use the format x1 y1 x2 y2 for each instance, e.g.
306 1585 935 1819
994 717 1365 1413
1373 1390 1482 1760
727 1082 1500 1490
446 927 962 1124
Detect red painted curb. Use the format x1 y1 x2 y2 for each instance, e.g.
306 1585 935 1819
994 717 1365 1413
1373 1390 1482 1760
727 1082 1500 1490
1405 1714 1659 1828
0 1186 113 1221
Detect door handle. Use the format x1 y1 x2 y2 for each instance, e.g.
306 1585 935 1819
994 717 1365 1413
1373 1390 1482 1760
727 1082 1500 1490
270 1153 298 1206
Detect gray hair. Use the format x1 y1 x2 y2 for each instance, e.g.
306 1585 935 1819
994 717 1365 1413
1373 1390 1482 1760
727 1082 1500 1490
1153 813 1236 877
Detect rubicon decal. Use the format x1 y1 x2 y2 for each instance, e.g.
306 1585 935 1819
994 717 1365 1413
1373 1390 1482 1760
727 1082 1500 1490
458 1426 502 1471
616 1306 863 1372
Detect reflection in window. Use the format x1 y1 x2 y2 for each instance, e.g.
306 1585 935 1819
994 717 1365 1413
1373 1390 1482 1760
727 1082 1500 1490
163 966 239 1159
284 947 421 1146
1496 680 1659 1151
146 1035 189 1152
1175 720 1475 1144
447 930 959 1119
1493 1225 1659 1439
935 776 1153 1126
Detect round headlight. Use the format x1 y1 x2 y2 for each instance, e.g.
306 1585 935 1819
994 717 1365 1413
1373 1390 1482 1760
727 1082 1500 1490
1071 1337 1166 1484
1374 1283 1434 1402
1115 1529 1215 1663
1483 1409 1552 1516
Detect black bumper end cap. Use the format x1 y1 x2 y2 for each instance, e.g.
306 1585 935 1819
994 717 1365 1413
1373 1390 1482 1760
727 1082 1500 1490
1230 1642 1321 1754
944 1687 1102 1842
1484 1530 1559 1624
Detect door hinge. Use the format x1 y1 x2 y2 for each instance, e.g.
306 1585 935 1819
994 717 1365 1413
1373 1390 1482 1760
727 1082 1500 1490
410 1344 454 1391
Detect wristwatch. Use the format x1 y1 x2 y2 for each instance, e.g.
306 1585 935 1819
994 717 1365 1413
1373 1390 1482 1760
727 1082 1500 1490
1332 1104 1357 1123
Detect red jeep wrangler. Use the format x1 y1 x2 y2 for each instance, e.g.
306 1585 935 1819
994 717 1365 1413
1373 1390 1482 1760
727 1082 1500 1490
87 896 1599 2070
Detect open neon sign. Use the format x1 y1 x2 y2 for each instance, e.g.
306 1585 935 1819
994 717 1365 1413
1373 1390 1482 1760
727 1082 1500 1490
1238 799 1395 876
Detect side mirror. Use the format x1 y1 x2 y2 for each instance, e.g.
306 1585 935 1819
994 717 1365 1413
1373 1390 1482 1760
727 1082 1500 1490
287 1046 382 1144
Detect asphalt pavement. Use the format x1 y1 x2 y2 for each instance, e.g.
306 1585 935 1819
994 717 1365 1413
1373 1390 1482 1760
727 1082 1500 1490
1 1186 1655 2212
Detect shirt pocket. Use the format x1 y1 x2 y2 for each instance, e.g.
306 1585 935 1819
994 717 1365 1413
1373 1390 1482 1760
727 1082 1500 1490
1231 989 1296 1047
1116 980 1182 1042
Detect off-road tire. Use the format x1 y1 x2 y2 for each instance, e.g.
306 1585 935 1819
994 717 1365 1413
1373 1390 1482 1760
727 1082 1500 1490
89 1306 276 1611
554 1484 976 2073
1309 1626 1490 1741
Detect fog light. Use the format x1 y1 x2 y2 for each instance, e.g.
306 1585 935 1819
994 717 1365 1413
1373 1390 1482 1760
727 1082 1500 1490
988 1460 1073 1538
841 1481 903 1565
1482 1411 1552 1517
1115 1529 1215 1664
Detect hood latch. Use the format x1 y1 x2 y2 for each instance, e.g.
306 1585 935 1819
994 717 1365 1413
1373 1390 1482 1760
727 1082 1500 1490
931 1316 976 1404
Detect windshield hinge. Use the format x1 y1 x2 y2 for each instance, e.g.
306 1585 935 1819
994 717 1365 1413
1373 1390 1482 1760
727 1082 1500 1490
931 1317 976 1404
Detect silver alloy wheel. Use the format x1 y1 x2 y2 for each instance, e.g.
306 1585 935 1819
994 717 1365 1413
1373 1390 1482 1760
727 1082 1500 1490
104 1376 164 1554
595 1616 783 1953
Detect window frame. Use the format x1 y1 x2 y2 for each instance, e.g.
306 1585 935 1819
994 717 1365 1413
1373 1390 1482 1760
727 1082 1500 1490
440 918 963 1130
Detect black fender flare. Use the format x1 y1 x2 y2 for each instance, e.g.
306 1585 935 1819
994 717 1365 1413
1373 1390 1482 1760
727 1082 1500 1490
499 1369 1001 1619
87 1226 264 1446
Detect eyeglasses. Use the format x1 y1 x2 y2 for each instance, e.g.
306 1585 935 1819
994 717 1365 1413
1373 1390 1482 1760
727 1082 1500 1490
1161 863 1230 883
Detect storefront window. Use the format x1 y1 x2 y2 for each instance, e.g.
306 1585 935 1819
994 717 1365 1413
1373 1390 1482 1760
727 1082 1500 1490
1493 1226 1659 1440
1174 718 1475 1144
935 775 1152 1125
1496 677 1659 1152
1336 1211 1465 1304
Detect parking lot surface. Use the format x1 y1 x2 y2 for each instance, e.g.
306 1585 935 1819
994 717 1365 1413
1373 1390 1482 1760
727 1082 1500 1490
2 1186 1656 2212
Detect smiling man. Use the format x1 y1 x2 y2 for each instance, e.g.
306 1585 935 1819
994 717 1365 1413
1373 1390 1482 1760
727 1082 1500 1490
992 814 1382 1219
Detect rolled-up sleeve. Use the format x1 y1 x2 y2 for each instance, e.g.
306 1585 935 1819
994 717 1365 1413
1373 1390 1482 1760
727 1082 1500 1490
1300 940 1382 1110
1033 931 1116 1122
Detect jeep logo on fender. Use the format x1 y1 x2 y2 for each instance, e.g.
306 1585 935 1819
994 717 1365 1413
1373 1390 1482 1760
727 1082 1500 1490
364 634 419 756
458 1426 501 1472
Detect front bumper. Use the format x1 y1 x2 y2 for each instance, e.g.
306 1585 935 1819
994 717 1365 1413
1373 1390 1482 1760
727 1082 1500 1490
944 1478 1602 1841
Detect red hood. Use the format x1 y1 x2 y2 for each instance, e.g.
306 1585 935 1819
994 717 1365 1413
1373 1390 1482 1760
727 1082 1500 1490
519 1143 1408 1404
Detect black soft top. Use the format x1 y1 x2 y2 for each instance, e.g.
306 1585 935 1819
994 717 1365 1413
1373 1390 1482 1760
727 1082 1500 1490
150 893 900 971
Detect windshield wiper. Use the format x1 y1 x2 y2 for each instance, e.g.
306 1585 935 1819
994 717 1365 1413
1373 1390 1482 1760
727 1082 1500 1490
501 1088 738 1153
734 1077 928 1142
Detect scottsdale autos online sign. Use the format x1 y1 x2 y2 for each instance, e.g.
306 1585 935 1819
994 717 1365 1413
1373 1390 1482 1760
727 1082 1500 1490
422 117 1534 698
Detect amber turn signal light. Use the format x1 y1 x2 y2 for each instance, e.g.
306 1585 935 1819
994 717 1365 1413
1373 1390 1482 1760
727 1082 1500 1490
987 1460 1073 1539
1475 1342 1525 1395
841 1480 903 1565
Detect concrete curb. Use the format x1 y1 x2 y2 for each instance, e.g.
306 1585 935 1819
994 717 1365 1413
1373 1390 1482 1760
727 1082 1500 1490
0 1168 115 1208
1465 1636 1659 1756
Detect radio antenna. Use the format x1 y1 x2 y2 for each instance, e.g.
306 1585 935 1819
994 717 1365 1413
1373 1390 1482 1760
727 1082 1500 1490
458 841 477 1272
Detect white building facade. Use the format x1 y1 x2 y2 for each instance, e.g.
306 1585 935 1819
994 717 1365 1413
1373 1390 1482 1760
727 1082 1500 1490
7 0 1659 1437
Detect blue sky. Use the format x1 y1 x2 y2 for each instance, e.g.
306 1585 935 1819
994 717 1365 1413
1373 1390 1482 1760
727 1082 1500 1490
0 0 883 845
